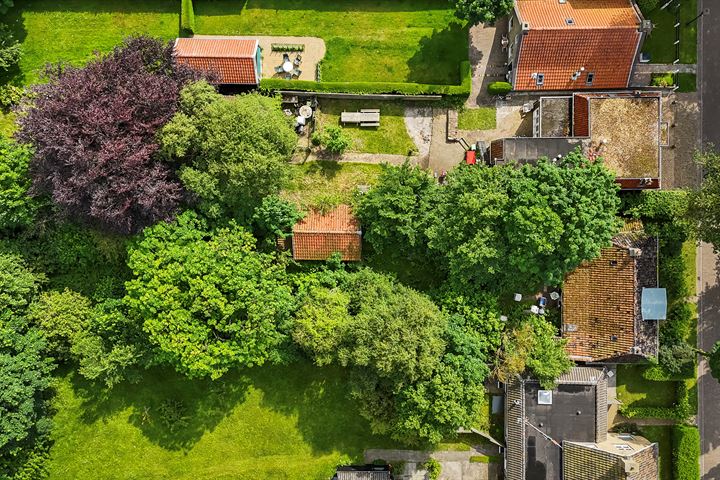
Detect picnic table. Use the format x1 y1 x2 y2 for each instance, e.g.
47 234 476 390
340 109 380 127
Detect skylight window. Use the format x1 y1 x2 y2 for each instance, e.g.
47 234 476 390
536 73 544 86
565 18 575 25
586 72 595 85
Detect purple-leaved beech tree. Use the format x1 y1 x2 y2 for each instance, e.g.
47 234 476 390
17 36 203 234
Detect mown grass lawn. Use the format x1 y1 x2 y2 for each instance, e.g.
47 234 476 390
4 0 179 85
315 100 416 155
638 425 673 480
283 161 382 212
639 0 697 64
457 107 496 130
616 365 677 408
193 0 468 84
48 362 399 480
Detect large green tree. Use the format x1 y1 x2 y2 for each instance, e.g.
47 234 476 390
0 253 53 479
0 136 40 232
125 211 294 379
452 0 514 24
690 148 720 250
428 152 620 292
158 81 296 222
354 162 438 261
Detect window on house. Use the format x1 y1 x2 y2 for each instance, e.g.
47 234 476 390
536 73 544 86
618 434 634 441
509 16 514 29
586 72 595 85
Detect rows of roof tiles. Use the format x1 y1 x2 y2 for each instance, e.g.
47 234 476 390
516 0 640 29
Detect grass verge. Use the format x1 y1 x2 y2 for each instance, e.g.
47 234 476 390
616 365 677 408
47 362 399 480
638 425 673 480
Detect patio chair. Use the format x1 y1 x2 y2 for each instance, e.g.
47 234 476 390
284 74 293 80
294 54 302 66
274 66 285 74
292 68 302 77
283 53 290 62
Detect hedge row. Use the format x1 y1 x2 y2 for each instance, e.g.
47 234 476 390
259 61 472 98
181 0 195 36
619 381 692 421
673 425 700 480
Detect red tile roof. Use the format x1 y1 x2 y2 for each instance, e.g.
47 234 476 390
516 0 640 29
174 38 259 85
292 205 362 261
514 28 640 90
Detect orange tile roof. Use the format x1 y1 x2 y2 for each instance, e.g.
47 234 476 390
514 29 640 90
292 205 362 261
516 0 640 29
174 38 258 84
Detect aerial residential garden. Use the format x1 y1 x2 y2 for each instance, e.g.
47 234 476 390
0 0 714 479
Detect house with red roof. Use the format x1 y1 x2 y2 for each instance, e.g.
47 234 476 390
174 37 262 85
506 0 649 91
291 205 362 262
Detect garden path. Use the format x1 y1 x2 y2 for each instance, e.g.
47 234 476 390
467 22 508 108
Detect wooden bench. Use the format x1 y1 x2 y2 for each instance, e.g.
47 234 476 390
341 111 380 124
360 109 380 113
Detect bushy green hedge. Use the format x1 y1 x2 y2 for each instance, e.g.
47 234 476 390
487 81 512 96
673 425 700 480
181 0 195 36
619 381 692 421
469 455 503 463
259 61 472 98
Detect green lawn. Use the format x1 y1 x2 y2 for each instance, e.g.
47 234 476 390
616 365 677 408
4 0 180 85
193 0 468 84
639 0 697 64
315 100 416 155
638 425 673 480
48 362 399 480
457 107 496 130
283 161 382 212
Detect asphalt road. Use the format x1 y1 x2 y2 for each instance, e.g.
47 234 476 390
699 2 720 477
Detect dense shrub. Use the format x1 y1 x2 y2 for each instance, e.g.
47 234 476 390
0 136 41 232
0 84 23 110
452 0 514 24
260 61 472 98
180 0 195 36
673 425 700 480
487 81 512 96
650 72 674 88
624 190 691 246
0 24 21 72
311 125 351 155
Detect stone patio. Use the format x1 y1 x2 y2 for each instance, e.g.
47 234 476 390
467 20 510 107
192 35 325 81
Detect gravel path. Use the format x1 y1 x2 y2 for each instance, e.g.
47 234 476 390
404 105 433 161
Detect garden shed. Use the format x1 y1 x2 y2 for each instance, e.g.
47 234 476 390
291 204 362 261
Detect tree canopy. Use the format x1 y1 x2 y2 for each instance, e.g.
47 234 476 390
17 36 201 234
158 81 296 222
690 148 720 250
428 152 621 292
452 0 514 24
124 211 295 379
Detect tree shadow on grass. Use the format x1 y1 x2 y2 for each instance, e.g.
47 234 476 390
69 367 251 451
406 22 468 85
303 159 342 179
249 362 402 457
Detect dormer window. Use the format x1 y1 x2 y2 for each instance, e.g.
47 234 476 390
536 73 544 86
586 72 595 85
